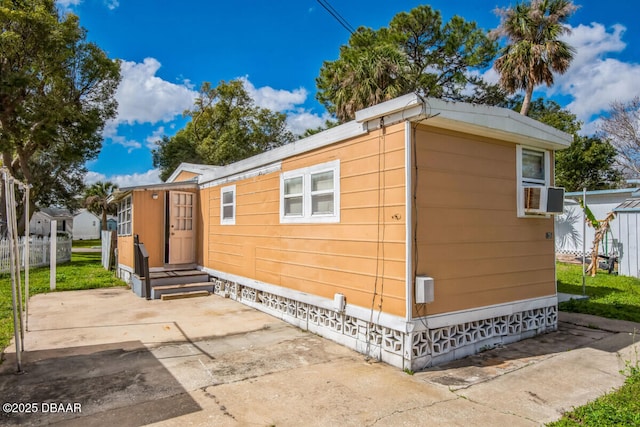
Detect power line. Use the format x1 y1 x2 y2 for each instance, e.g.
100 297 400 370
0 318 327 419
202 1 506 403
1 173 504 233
316 0 355 34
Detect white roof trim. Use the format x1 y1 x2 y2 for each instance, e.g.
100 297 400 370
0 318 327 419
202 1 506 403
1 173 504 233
200 162 282 189
356 93 424 123
166 163 221 183
418 97 572 150
198 120 367 185
358 94 570 150
193 94 571 187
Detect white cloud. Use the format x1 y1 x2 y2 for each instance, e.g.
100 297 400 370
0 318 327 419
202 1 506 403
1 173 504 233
145 126 166 149
479 67 500 86
101 58 197 153
96 75 330 187
115 58 197 125
563 23 627 68
56 0 82 7
286 110 333 135
85 169 162 187
548 23 640 127
102 119 119 140
241 77 308 112
101 120 142 151
110 136 142 152
239 76 330 136
56 0 119 10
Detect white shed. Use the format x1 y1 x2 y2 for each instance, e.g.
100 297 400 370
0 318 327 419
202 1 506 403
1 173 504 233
614 197 640 278
73 209 101 240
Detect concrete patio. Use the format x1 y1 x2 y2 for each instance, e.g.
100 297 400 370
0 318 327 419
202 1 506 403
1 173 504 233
1 287 638 426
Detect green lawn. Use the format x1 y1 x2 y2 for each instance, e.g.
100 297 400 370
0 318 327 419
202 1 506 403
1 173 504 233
71 238 102 248
551 262 640 426
556 262 640 323
0 251 126 353
548 368 640 426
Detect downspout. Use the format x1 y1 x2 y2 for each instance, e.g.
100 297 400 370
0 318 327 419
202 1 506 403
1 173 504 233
404 120 413 324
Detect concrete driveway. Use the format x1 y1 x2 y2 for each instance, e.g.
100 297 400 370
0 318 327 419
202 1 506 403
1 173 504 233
1 287 638 426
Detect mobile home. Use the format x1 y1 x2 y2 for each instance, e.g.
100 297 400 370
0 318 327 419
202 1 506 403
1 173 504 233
113 94 571 370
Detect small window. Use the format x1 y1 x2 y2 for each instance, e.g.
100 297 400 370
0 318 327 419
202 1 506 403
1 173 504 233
522 149 546 185
220 185 236 225
283 176 303 216
172 192 194 231
280 160 340 223
517 146 551 217
117 196 132 236
311 171 334 215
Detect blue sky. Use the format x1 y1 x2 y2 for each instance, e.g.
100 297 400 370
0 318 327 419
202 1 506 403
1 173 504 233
55 0 640 187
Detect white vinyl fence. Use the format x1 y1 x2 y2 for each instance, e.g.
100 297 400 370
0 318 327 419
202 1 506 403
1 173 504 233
0 236 72 273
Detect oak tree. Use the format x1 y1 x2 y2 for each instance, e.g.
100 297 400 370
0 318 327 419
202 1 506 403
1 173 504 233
0 0 120 233
153 80 294 181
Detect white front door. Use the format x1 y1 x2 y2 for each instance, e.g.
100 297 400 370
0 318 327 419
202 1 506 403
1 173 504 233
168 191 196 265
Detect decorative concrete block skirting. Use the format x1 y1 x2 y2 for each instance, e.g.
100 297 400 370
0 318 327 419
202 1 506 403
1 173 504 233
204 269 558 371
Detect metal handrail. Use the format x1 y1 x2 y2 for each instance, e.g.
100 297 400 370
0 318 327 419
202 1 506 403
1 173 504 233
133 235 151 299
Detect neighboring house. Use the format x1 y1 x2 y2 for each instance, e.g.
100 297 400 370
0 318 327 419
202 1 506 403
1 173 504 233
555 188 637 262
112 94 571 370
105 216 117 232
30 207 73 237
73 209 101 240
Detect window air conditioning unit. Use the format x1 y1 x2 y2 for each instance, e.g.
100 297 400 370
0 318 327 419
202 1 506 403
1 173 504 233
523 186 564 214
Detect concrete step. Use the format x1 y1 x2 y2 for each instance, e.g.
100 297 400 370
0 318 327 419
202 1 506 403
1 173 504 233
160 290 210 300
149 270 209 287
151 281 214 299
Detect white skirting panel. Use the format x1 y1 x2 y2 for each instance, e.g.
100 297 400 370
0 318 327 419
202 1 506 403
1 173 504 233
202 267 558 371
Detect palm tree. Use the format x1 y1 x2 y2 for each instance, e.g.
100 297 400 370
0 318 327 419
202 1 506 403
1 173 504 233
492 0 577 116
84 181 118 231
317 29 409 122
338 44 409 122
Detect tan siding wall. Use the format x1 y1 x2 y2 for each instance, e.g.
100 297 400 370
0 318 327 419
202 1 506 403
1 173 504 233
118 235 134 269
173 171 199 182
204 123 408 317
414 126 556 316
119 188 199 269
132 190 167 268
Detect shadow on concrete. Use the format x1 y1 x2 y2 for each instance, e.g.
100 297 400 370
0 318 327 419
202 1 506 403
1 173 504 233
0 341 201 426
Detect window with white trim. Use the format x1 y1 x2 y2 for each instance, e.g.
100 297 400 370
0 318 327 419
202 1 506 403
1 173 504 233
280 160 340 223
516 145 552 217
117 196 132 236
220 185 236 225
